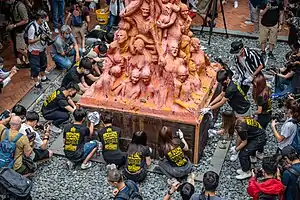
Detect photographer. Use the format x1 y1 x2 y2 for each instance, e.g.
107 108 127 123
0 57 18 93
27 9 50 89
247 156 284 200
50 25 81 70
19 111 53 162
281 145 300 200
84 51 101 85
271 100 299 152
232 117 266 180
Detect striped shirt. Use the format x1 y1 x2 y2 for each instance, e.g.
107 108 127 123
233 47 264 84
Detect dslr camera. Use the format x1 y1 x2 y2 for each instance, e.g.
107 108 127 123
0 110 10 120
271 111 285 122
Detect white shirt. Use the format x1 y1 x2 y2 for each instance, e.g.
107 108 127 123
28 21 47 52
110 0 125 16
19 123 43 149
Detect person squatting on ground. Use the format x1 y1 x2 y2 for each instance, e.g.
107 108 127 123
247 156 284 200
200 70 251 117
158 126 192 180
63 108 98 170
281 145 300 200
42 82 80 133
259 0 284 59
19 111 53 162
65 0 90 52
252 74 272 129
6 0 29 66
97 114 127 168
230 116 267 180
190 171 225 200
0 116 33 175
27 10 50 89
61 57 93 93
50 25 82 70
124 131 151 183
271 99 299 152
51 0 65 33
229 40 264 94
107 164 142 200
0 57 18 93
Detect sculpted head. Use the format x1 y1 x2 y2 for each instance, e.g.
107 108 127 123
180 35 191 49
141 1 150 18
168 40 179 57
190 37 201 53
119 20 131 31
133 38 145 54
131 68 141 85
110 65 122 77
117 30 128 44
180 3 189 19
188 60 197 73
141 66 151 85
177 65 188 83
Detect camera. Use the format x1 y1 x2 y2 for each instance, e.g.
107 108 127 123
0 110 10 120
253 168 264 178
39 27 55 46
271 111 285 121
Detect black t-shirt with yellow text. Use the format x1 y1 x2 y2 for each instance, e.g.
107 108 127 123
63 123 90 160
236 117 266 141
98 126 122 159
165 142 187 167
126 145 151 173
257 95 272 114
42 88 69 115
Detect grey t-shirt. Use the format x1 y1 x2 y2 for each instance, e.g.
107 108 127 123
190 194 226 200
50 34 77 57
278 118 298 150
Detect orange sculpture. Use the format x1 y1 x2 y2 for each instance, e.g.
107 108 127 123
79 1 221 124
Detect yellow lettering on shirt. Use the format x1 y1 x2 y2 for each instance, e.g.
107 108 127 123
103 128 118 151
266 98 272 112
245 118 262 129
127 152 142 173
167 147 187 167
64 127 80 151
43 90 60 107
235 83 248 100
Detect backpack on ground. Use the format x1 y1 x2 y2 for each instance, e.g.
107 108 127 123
287 168 300 200
23 22 38 45
115 181 143 200
0 129 23 168
258 193 280 200
0 167 32 200
72 5 83 26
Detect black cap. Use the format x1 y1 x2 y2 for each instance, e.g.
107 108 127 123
230 40 244 54
281 145 297 157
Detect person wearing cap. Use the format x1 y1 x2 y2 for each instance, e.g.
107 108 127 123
229 40 264 94
27 9 50 89
84 51 101 85
0 57 18 93
281 145 300 200
51 0 65 33
65 0 90 52
50 25 81 70
259 0 284 59
41 82 79 133
61 57 92 93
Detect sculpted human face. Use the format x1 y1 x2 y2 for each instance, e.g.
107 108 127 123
169 42 179 57
117 31 128 44
134 39 144 54
177 67 188 83
180 7 189 19
131 74 140 84
190 39 200 53
141 3 150 17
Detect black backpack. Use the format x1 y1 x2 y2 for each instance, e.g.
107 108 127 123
23 22 38 45
258 193 280 200
287 167 300 200
0 168 32 200
115 181 143 200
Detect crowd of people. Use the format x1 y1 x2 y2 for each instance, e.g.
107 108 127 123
0 0 299 199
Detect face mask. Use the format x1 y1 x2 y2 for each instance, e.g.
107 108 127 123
65 34 70 39
0 64 3 69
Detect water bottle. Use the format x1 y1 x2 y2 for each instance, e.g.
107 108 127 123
96 141 103 157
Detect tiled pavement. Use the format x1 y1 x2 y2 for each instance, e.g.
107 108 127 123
0 0 289 112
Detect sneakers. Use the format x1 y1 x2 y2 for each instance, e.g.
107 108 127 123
34 82 42 89
235 171 251 180
82 48 86 53
234 1 238 8
167 178 178 186
66 160 74 170
244 20 254 25
230 153 239 161
54 28 59 33
250 156 257 163
256 152 264 160
236 169 243 174
50 124 62 133
268 51 276 60
41 77 50 82
81 161 92 170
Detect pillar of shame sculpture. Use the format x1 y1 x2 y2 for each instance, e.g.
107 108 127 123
79 1 221 124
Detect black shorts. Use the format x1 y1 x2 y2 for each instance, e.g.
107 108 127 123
33 148 50 162
28 50 47 78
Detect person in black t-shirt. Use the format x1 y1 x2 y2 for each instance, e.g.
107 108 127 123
97 114 126 167
158 126 192 179
200 70 251 117
42 82 79 133
61 57 92 93
259 0 284 59
231 117 266 180
63 108 97 170
124 131 151 183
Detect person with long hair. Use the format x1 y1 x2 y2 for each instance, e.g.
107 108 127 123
252 74 272 129
124 131 151 183
158 126 192 180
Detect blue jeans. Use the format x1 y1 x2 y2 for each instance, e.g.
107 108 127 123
274 75 295 96
52 48 82 69
51 0 65 29
83 141 97 158
106 12 117 34
28 50 47 78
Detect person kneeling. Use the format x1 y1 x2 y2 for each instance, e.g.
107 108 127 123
247 156 284 200
158 126 192 180
232 117 267 180
124 131 151 183
19 111 53 162
63 108 97 170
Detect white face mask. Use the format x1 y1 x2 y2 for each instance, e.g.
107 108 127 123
0 64 3 69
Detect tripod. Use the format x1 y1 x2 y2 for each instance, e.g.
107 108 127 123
200 0 228 45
